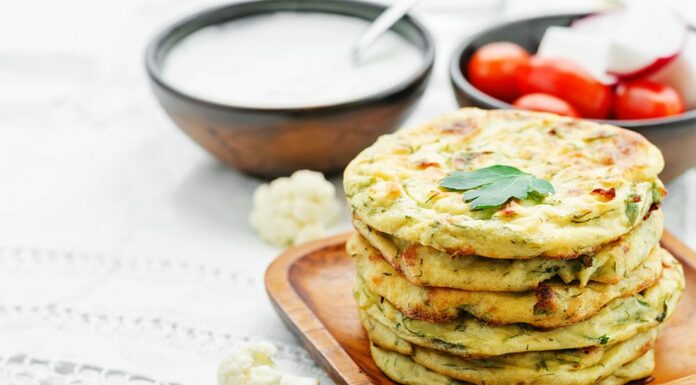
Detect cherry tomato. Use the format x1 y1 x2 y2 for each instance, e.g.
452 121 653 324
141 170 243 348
516 56 612 119
613 80 685 120
467 42 530 102
513 93 580 117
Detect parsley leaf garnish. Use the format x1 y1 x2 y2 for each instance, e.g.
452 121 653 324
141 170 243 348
440 165 554 210
598 335 610 345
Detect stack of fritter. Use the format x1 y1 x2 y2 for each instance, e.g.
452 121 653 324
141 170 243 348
343 108 685 385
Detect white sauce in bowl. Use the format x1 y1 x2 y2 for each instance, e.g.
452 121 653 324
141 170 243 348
162 12 424 108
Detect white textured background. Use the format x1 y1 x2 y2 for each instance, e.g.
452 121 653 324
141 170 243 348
0 0 694 383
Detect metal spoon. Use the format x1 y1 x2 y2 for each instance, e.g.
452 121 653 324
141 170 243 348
351 0 421 62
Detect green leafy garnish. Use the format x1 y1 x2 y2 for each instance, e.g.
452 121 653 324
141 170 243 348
598 335 610 345
440 165 554 210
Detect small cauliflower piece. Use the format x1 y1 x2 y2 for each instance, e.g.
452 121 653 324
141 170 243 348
248 366 283 385
218 341 320 385
250 170 340 247
218 348 255 385
243 341 277 366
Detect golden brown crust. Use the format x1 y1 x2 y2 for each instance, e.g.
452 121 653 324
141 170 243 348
344 108 665 259
350 233 665 328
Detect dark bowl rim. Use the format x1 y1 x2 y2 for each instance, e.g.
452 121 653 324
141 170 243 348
449 11 696 129
145 0 435 113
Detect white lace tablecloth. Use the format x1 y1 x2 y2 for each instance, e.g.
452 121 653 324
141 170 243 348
1 0 694 384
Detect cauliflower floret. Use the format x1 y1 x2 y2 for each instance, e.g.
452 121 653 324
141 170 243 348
218 348 254 385
217 341 319 385
243 341 277 366
250 170 340 247
248 366 282 385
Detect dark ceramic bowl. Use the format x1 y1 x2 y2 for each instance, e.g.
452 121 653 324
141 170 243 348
449 13 696 181
146 0 434 178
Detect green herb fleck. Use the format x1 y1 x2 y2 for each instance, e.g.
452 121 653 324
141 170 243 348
440 165 554 210
424 193 439 203
618 310 631 323
557 352 582 364
401 318 425 338
534 307 550 316
430 338 467 350
656 300 668 322
625 196 640 225
598 335 610 345
651 183 663 204
573 209 617 224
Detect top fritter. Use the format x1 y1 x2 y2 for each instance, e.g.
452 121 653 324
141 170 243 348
344 108 666 259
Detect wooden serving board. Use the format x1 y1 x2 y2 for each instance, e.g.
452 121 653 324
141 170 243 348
265 231 696 385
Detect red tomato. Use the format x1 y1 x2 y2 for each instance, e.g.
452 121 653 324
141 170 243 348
613 80 685 120
516 56 612 119
513 93 579 117
467 42 530 102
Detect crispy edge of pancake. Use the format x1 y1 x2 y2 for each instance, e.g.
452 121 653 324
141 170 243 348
344 108 665 259
600 351 655 385
353 251 684 358
409 329 655 385
370 344 462 385
362 307 654 374
353 210 663 292
369 343 654 385
359 307 412 355
350 233 663 327
363 307 637 370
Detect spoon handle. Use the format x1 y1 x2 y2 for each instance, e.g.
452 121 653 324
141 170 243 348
352 0 421 61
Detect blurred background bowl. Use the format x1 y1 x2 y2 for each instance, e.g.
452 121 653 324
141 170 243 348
449 13 696 182
146 0 434 178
